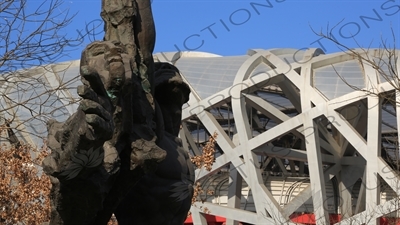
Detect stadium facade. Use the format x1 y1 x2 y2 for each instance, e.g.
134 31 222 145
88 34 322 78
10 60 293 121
1 48 399 225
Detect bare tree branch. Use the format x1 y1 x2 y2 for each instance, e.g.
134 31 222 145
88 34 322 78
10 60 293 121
0 0 84 144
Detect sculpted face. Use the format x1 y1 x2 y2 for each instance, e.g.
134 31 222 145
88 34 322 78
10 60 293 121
160 86 186 136
81 41 133 99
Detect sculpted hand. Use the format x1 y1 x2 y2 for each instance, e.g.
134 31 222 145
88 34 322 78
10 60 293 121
78 65 114 141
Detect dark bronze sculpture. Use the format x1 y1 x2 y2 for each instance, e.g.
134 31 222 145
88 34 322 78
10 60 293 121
42 1 194 224
115 62 194 224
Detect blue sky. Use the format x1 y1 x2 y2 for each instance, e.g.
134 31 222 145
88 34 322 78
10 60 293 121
36 0 400 61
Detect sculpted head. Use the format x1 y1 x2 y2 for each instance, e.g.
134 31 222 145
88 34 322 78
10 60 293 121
80 41 133 99
154 62 190 136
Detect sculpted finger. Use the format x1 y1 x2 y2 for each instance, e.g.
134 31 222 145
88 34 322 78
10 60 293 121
77 85 99 102
80 65 113 112
80 65 109 98
85 114 113 139
80 99 112 122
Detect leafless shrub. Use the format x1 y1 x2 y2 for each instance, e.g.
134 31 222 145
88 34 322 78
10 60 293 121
0 143 51 225
191 132 218 171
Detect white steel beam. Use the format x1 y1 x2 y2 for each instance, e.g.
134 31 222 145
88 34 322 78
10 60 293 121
192 202 260 225
303 118 330 225
232 91 287 223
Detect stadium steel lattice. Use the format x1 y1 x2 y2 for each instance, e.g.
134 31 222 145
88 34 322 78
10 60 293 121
155 48 400 225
